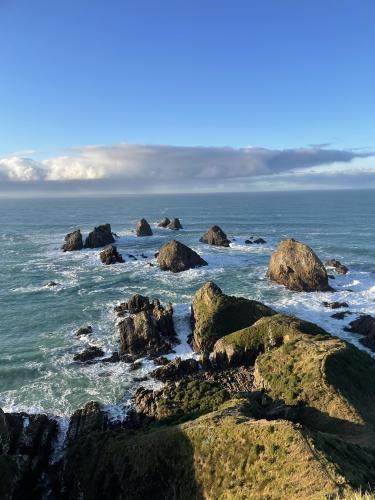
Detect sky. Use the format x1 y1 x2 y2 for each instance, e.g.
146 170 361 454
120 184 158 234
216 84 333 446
0 0 374 195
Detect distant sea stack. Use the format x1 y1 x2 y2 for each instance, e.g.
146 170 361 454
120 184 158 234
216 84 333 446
84 224 115 248
157 217 171 228
157 240 207 273
200 226 230 247
62 229 83 252
268 239 332 292
136 218 153 237
168 218 183 230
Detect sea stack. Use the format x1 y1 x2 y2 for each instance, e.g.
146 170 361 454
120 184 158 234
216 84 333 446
84 224 115 248
200 225 230 247
136 218 153 236
168 218 183 230
157 240 207 273
62 229 83 252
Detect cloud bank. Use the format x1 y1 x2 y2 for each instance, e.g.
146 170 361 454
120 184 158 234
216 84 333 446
0 143 374 194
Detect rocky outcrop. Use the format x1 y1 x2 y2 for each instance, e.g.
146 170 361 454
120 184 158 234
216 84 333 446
344 315 375 336
167 218 183 230
268 239 332 292
157 217 170 228
322 301 349 309
73 346 105 362
325 259 349 275
66 401 108 444
191 282 275 354
157 240 207 273
84 224 115 248
200 225 230 247
254 237 266 244
115 293 151 315
152 357 200 382
62 229 83 252
136 218 153 237
75 325 92 336
99 246 124 264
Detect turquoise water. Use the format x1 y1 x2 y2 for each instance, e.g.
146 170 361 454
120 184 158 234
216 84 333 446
1 190 374 416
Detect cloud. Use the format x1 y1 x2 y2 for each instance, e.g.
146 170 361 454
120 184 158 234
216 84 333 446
0 143 373 193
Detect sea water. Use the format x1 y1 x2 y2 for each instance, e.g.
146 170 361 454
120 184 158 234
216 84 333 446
0 190 374 417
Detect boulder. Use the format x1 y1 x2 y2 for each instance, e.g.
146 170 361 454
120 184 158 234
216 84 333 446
322 301 349 309
344 315 375 336
62 229 83 252
200 225 230 247
73 346 105 362
167 218 183 230
325 259 349 275
46 281 58 287
157 217 171 228
268 239 332 292
75 325 92 336
99 245 124 265
191 282 275 354
152 357 200 382
157 240 207 273
84 224 115 248
136 218 153 237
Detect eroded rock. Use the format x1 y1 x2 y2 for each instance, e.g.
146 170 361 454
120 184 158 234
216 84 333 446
136 218 153 237
99 245 124 265
62 229 83 252
84 224 115 249
157 240 207 273
200 225 230 247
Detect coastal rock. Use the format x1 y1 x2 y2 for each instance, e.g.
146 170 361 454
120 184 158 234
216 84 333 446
200 225 230 247
46 281 58 287
325 259 349 275
191 282 275 354
253 237 266 244
73 345 105 362
75 325 92 336
167 218 183 230
136 218 153 237
344 315 375 336
66 401 108 444
115 293 151 315
331 311 352 320
268 239 332 292
322 301 349 309
157 217 171 228
152 357 200 382
360 333 375 352
84 224 115 248
99 245 124 265
245 239 253 244
62 229 83 252
157 240 207 273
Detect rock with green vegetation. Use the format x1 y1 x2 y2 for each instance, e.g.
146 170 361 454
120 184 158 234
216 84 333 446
157 240 207 273
191 281 275 354
268 238 332 292
61 401 375 500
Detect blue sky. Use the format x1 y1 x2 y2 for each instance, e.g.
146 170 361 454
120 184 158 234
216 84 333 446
0 0 374 194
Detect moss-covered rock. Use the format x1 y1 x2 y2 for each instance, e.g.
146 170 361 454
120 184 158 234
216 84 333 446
191 282 275 354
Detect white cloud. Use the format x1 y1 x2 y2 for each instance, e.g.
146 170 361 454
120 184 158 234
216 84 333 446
0 157 45 181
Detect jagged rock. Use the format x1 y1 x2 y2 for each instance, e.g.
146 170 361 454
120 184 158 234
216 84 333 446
322 301 349 309
152 357 200 382
268 239 332 292
157 240 207 273
167 218 183 230
344 315 375 336
136 218 153 237
99 245 124 265
46 281 58 287
66 401 108 444
191 282 275 354
200 225 230 247
157 217 171 228
331 311 352 320
115 294 151 316
153 356 170 366
75 325 92 336
325 259 349 275
102 351 121 363
253 238 266 244
73 346 104 362
62 229 83 252
84 224 115 248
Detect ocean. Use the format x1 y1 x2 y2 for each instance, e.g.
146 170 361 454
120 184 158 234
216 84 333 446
1 190 374 418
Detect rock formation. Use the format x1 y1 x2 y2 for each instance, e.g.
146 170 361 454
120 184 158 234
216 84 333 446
268 239 332 292
99 246 124 264
73 345 105 362
62 229 83 251
157 217 171 228
325 259 349 275
136 218 153 236
157 240 207 273
167 218 183 230
200 225 230 247
75 325 92 336
84 224 115 248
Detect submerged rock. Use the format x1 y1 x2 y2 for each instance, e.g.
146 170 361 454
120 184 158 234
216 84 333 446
167 218 183 230
62 229 83 252
325 259 349 275
344 315 375 336
75 325 92 336
136 218 153 237
331 311 352 320
253 237 266 244
191 282 275 354
99 245 124 265
157 217 171 228
268 239 332 292
200 225 230 247
322 301 349 309
46 281 58 287
157 240 207 273
84 224 115 248
73 345 105 362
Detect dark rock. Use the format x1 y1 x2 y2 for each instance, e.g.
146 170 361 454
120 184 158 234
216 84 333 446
325 259 349 275
167 218 183 230
344 315 375 336
84 224 115 249
129 361 143 371
245 239 253 244
331 311 352 320
73 346 105 362
157 217 171 228
136 218 153 237
322 301 349 309
46 281 58 287
66 401 108 444
75 325 92 336
360 333 375 352
115 294 151 315
153 356 170 366
62 229 83 252
328 274 336 279
253 238 266 244
200 225 230 247
127 254 137 260
268 239 332 292
157 240 207 273
141 253 148 259
99 246 124 265
151 357 200 382
102 351 121 363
